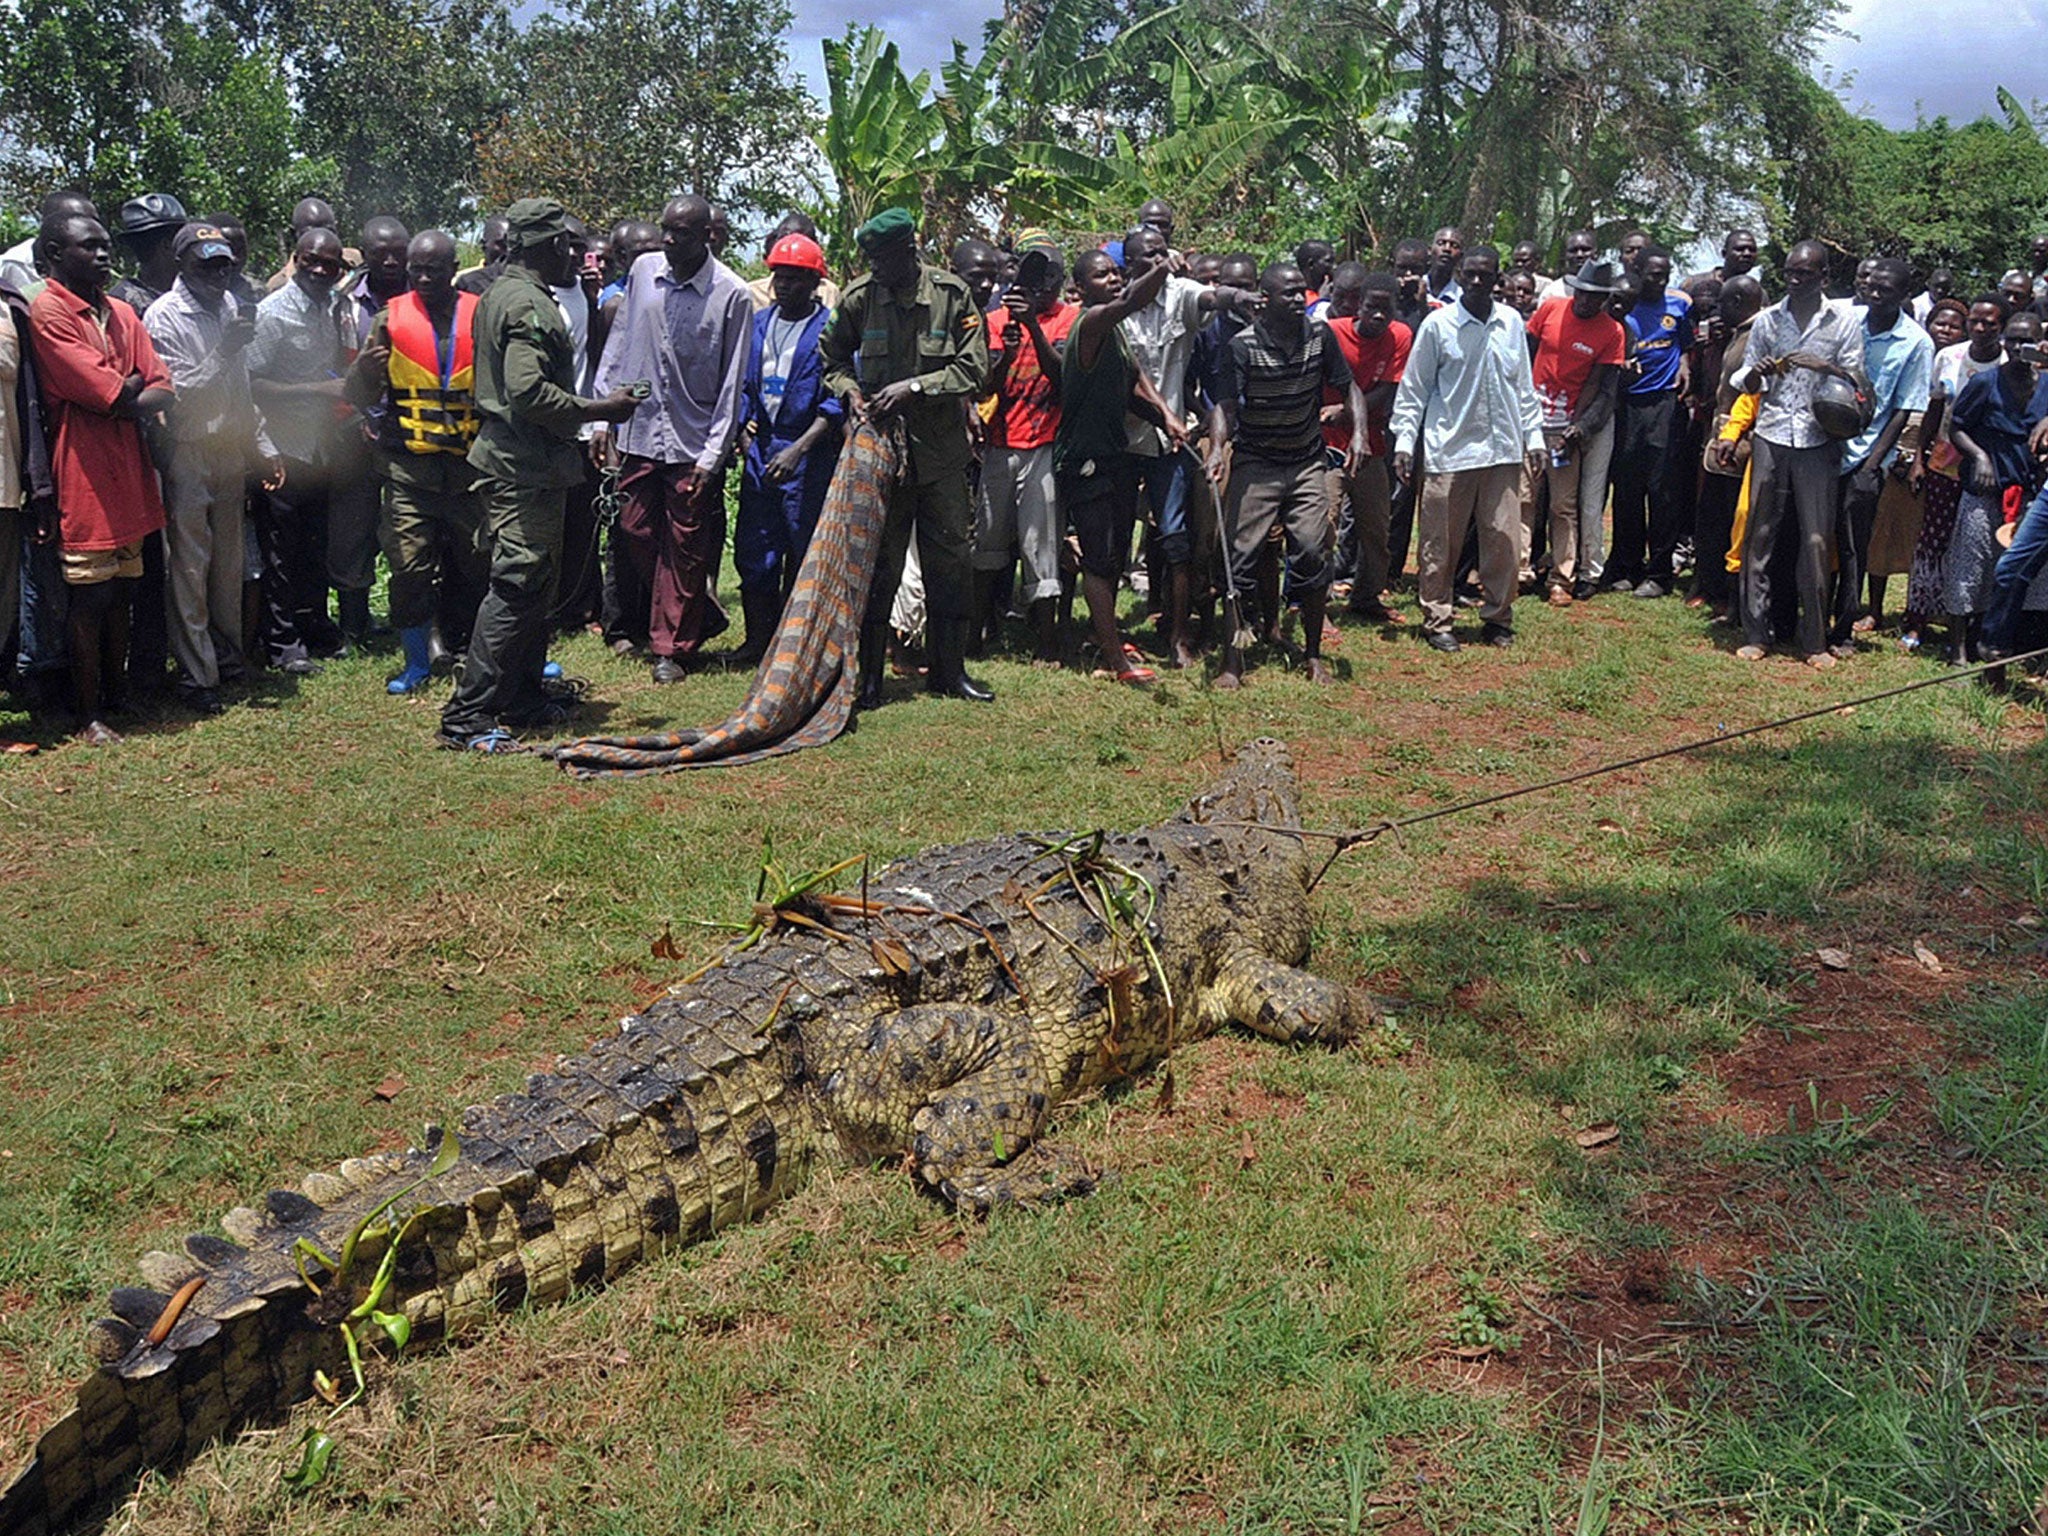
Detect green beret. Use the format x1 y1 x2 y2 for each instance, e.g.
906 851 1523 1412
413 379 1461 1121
856 207 917 252
505 197 570 248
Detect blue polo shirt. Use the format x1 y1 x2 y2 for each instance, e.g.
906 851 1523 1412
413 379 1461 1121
1841 309 1934 473
1625 288 1693 394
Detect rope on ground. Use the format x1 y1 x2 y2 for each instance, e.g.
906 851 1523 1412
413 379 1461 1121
1206 643 2048 891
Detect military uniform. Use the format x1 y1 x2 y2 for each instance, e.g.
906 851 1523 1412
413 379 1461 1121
441 258 591 739
818 262 988 631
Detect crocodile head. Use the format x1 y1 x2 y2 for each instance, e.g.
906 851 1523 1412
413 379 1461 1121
1179 737 1300 833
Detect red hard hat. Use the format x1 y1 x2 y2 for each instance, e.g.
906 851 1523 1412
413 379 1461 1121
767 233 827 274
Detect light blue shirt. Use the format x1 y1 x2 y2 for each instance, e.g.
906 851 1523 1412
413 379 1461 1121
592 250 753 471
1389 297 1544 472
1842 309 1933 472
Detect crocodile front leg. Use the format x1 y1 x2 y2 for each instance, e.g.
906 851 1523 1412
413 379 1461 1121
1198 947 1364 1046
816 1004 1096 1213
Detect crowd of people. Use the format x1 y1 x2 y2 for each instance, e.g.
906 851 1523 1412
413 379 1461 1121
5 186 2048 753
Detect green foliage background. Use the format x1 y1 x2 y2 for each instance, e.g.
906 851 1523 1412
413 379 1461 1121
1 0 2045 280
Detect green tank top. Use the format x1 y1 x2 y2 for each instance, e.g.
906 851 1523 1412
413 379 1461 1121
1054 317 1134 475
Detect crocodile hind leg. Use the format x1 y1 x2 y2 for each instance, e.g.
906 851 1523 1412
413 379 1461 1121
817 1003 1095 1213
1201 947 1363 1046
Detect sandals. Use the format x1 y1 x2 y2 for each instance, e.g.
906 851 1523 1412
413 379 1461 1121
437 725 522 754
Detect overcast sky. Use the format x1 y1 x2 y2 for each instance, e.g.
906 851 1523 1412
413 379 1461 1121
785 1 1003 101
784 0 2043 131
1819 0 2047 127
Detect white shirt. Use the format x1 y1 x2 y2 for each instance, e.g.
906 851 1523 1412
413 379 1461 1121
0 237 35 296
1121 274 1206 454
1389 298 1545 472
0 311 20 508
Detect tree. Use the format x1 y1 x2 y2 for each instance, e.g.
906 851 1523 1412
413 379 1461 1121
473 0 815 236
812 8 1164 262
1772 87 2048 288
0 0 334 257
250 0 516 236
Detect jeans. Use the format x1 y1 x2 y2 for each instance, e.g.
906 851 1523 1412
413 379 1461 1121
1980 480 2048 654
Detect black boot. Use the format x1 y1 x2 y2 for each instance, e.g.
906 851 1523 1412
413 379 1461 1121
337 587 372 645
927 618 994 702
735 587 781 667
856 621 890 711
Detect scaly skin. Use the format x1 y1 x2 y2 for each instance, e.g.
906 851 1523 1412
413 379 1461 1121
1 739 1367 1535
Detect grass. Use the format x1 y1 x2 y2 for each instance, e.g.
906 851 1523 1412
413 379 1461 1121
1 572 2046 1534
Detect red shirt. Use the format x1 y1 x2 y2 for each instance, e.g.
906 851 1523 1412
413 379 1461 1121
1527 296 1625 427
986 301 1076 451
30 279 171 551
1323 315 1412 457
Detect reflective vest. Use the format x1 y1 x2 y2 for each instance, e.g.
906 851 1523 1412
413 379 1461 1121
386 290 479 456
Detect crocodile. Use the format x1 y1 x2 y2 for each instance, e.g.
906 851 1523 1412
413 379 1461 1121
1 737 1368 1534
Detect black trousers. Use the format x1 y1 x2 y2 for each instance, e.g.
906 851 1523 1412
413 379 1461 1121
1607 389 1677 585
1694 471 1741 608
1831 460 1884 642
265 458 345 657
1743 435 1841 656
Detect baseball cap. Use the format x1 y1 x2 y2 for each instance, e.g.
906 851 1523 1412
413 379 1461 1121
173 223 235 262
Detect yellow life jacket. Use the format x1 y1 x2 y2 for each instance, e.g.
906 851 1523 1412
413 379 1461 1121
386 290 479 456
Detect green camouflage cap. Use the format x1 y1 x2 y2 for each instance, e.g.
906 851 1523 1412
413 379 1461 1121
856 207 917 252
505 197 570 248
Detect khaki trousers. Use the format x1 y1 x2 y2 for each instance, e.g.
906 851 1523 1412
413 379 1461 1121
1418 464 1521 634
163 435 248 689
1541 433 1585 590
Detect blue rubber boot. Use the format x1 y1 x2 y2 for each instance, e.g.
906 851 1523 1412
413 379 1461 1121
387 626 433 695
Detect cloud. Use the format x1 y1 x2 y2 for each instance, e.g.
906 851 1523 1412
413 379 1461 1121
785 0 1005 100
1818 0 2048 128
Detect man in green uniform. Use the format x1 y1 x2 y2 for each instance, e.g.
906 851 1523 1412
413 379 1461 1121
819 207 992 706
438 198 639 751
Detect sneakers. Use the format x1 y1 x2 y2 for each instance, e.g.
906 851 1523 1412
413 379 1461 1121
1631 579 1671 599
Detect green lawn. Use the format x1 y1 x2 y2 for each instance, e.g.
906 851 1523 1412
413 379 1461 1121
2 587 2044 1534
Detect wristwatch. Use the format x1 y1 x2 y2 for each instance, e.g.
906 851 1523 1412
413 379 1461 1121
909 378 924 394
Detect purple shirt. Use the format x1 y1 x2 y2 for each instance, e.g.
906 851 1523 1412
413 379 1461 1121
592 250 752 472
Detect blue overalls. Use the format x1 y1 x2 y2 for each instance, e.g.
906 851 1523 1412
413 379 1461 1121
735 303 842 644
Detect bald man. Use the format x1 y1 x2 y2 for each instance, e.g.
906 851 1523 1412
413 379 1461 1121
264 196 360 293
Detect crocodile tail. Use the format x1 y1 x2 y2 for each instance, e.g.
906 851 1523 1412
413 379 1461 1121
1 1006 817 1535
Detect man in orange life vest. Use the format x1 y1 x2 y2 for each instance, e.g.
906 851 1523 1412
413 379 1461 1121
347 229 488 694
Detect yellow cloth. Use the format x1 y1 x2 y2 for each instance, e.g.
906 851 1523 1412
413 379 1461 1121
1721 391 1758 574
